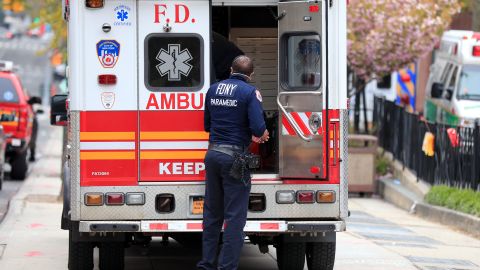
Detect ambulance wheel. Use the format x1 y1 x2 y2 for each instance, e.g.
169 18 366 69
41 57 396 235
68 230 94 270
10 151 28 180
276 242 306 270
306 242 336 270
99 242 125 270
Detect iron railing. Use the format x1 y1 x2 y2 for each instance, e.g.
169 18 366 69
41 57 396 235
373 96 480 191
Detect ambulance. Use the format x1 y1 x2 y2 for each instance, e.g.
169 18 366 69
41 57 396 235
51 0 347 269
425 30 480 126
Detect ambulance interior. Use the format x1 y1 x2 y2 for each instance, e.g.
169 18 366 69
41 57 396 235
213 6 280 174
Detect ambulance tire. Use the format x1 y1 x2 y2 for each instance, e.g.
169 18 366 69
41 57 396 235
306 242 336 270
10 151 28 180
68 230 94 270
276 242 306 270
99 242 125 270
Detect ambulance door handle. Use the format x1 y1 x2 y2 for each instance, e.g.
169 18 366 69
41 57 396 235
277 91 322 142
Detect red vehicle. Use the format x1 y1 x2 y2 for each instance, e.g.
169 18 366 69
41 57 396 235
0 61 41 180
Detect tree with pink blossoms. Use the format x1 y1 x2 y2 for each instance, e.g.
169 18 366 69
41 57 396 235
348 0 461 132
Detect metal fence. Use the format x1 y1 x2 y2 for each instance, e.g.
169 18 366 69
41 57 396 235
373 96 480 191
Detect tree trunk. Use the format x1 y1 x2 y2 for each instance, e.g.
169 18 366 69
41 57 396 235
354 91 360 133
474 0 480 31
362 87 369 134
353 79 366 133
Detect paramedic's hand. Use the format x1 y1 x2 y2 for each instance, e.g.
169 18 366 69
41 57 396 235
252 130 269 144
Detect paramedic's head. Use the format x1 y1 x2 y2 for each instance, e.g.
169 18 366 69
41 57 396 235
231 55 254 81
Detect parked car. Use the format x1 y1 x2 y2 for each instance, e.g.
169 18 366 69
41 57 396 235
0 61 41 180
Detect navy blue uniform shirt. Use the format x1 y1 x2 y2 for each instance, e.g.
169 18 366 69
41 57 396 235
204 74 266 147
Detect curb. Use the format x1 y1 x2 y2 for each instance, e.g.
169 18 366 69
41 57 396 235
378 178 480 239
379 149 430 198
415 202 480 239
377 178 421 213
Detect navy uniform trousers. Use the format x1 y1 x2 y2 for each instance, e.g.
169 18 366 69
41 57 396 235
197 149 251 270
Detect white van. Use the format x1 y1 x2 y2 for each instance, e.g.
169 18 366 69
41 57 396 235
425 30 480 126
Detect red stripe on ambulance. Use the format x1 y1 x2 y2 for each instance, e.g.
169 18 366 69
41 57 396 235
80 111 138 187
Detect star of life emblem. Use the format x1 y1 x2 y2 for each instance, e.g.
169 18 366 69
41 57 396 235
156 44 193 81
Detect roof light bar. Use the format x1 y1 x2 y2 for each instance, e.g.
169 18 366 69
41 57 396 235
0 61 14 72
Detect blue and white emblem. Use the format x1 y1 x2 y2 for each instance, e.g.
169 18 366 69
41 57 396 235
97 40 120 68
114 5 132 26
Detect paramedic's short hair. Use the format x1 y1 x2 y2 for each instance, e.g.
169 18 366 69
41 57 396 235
231 55 254 76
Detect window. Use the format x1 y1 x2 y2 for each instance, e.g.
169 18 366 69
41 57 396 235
0 78 19 103
282 34 321 90
377 74 391 89
145 34 204 91
448 66 459 89
440 63 453 84
457 65 480 100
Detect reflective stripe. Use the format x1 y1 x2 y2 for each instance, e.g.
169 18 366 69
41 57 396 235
140 131 209 140
140 150 207 160
1 121 18 127
141 221 288 232
140 141 208 150
282 112 323 136
80 132 135 141
80 142 136 150
80 151 136 160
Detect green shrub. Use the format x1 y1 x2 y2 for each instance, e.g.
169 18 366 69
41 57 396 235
375 156 391 176
425 185 480 218
425 186 455 206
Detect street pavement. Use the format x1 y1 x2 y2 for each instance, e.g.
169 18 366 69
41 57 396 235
0 125 479 270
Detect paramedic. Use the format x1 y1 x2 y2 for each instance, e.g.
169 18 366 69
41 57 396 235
198 55 269 270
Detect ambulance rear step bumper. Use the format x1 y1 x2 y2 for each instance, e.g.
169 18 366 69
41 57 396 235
79 220 346 233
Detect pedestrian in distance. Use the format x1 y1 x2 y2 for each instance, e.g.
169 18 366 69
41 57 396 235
198 55 269 270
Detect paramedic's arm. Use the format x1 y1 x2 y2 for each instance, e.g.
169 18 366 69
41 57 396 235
204 93 211 132
247 90 268 141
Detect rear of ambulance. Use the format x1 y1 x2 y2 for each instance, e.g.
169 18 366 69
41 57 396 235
61 0 347 268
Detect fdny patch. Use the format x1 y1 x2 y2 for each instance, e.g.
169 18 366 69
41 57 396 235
215 83 237 97
97 40 120 68
256 90 263 102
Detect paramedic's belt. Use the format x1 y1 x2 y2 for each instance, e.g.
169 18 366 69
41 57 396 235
208 144 260 185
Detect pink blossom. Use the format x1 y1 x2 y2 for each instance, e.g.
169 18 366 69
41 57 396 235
348 0 461 81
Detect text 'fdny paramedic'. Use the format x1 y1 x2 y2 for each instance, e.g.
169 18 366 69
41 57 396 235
198 56 269 270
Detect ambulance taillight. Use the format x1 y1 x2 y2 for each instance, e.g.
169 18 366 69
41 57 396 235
105 193 125 205
85 0 104 8
296 191 315 204
98 74 117 85
472 46 480 57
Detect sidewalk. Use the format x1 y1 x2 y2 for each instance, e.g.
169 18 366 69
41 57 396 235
0 125 67 269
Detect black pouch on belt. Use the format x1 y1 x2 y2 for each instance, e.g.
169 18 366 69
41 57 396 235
229 152 251 186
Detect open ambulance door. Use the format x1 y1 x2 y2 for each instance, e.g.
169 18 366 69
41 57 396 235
277 0 327 180
137 0 211 182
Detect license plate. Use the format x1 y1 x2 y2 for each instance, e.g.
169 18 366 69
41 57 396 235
191 197 204 215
